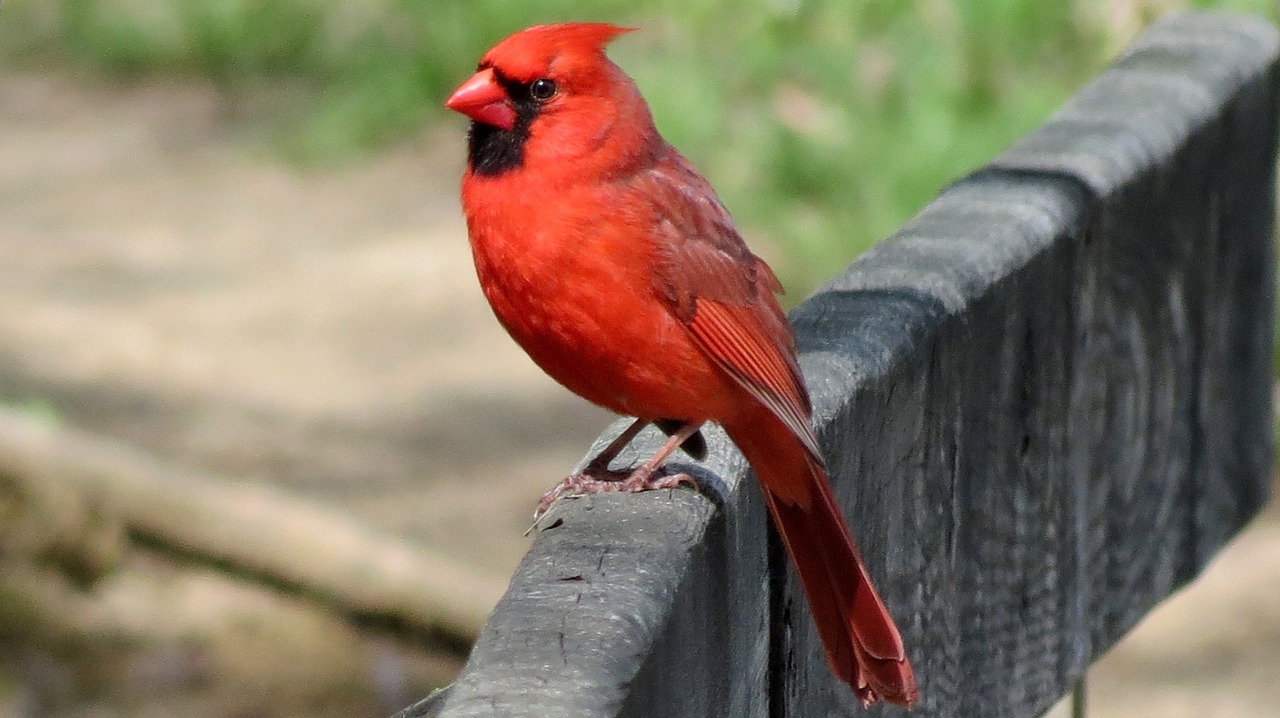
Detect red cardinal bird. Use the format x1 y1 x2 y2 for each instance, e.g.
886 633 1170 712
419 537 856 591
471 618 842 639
446 23 917 707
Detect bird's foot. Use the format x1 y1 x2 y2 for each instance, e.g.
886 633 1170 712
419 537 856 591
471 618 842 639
533 464 697 521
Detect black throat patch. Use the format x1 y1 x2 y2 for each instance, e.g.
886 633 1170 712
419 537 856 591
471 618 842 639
467 72 542 177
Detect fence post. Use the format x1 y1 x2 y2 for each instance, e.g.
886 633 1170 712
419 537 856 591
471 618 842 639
396 11 1277 718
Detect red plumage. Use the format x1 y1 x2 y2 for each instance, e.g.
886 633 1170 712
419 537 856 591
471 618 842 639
446 22 917 707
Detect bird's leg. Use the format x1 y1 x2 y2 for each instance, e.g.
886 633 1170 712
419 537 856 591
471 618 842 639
581 417 649 475
534 421 706 520
533 418 649 521
613 420 704 489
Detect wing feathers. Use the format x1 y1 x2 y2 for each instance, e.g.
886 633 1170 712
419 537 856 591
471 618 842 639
688 300 823 464
642 146 823 474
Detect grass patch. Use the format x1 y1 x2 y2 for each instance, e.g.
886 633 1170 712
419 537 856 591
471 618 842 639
3 1 1276 287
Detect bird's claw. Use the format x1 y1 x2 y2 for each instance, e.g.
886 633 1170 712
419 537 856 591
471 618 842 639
531 467 697 523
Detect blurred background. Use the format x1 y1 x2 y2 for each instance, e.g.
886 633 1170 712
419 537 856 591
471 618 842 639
1 0 1277 716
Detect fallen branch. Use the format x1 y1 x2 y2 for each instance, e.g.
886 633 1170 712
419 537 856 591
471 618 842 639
0 406 506 646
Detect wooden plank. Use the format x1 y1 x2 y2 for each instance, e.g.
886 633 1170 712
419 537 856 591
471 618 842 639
402 11 1277 718
411 422 771 718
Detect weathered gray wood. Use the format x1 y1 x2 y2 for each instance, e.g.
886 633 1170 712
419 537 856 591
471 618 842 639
400 11 1277 718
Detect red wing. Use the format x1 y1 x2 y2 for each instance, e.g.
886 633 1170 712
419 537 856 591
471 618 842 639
687 300 823 461
642 148 822 462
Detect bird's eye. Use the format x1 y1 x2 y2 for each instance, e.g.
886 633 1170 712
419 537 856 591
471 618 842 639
529 78 557 102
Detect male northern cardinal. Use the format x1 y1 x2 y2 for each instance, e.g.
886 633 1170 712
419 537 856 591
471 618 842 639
446 23 917 707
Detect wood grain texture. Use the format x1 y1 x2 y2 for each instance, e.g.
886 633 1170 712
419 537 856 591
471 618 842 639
401 11 1277 718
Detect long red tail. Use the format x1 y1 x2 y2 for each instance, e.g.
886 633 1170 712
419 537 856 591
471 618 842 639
725 412 918 707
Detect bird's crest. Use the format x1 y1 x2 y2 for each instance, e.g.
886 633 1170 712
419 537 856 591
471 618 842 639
481 23 635 81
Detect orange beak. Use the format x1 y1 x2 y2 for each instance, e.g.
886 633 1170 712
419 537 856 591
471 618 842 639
445 68 517 130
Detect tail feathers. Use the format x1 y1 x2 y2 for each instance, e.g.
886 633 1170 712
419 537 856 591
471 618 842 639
763 489 917 706
728 416 918 708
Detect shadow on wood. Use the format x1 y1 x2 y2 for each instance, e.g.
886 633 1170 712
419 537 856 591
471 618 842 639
397 11 1278 718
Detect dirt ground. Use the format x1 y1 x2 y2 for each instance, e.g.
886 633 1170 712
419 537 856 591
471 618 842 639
1 69 1277 717
0 68 611 718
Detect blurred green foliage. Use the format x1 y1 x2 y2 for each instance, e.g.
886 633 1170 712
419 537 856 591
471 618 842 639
2 0 1277 285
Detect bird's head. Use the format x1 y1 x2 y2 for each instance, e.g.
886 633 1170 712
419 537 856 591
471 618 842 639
446 23 658 178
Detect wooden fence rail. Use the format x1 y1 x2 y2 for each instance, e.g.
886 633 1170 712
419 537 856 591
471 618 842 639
395 11 1277 717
